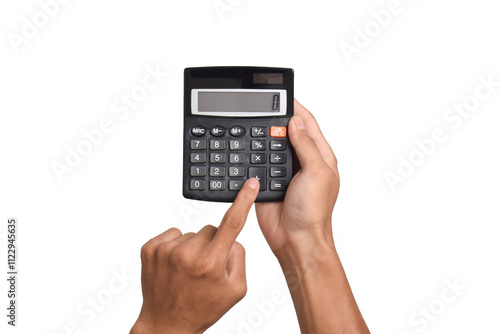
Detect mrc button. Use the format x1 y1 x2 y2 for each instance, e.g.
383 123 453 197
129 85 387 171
191 126 206 137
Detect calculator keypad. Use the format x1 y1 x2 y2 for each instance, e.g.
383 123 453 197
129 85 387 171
187 125 290 199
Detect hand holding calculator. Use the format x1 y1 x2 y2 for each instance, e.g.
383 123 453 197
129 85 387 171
183 67 294 202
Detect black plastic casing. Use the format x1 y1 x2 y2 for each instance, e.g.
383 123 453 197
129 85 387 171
183 66 294 202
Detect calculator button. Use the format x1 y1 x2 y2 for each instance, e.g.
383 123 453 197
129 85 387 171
251 153 267 164
270 180 287 191
210 153 226 163
210 166 226 177
230 126 245 137
270 153 286 164
209 180 226 191
190 166 207 176
210 140 226 150
191 126 206 137
270 126 287 138
229 140 245 150
229 167 245 177
251 140 266 151
251 127 267 137
191 153 206 163
270 167 286 177
191 139 207 150
190 179 206 190
248 167 267 190
229 180 245 191
270 140 287 151
229 154 245 164
211 126 225 137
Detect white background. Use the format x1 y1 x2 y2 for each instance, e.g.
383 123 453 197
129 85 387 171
1 0 499 333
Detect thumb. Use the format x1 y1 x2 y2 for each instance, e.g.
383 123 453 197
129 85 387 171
289 116 325 170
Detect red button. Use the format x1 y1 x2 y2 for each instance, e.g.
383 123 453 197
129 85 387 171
270 126 287 138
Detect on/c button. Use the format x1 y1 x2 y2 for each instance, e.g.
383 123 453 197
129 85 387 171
270 126 287 137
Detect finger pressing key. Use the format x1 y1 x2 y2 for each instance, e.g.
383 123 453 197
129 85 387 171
210 178 260 257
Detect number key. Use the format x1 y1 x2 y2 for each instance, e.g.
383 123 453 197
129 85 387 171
210 153 226 163
210 166 226 177
210 180 226 191
229 167 245 177
210 140 226 150
191 153 206 163
230 140 245 150
190 179 206 190
190 166 207 176
230 154 245 164
191 139 207 150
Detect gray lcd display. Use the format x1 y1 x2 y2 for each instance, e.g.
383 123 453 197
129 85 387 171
198 92 280 113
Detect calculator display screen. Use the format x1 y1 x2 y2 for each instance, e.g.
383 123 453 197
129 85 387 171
192 89 287 117
199 92 279 113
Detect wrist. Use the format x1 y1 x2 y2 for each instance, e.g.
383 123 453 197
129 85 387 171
275 235 338 281
274 223 336 265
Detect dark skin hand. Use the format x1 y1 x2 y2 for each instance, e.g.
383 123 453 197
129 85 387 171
256 100 369 333
131 178 260 334
131 100 370 333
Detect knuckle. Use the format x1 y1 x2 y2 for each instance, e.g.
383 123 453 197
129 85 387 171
156 242 174 258
233 242 245 254
166 227 182 237
169 245 191 265
191 256 218 278
233 281 248 300
201 224 217 234
140 241 157 261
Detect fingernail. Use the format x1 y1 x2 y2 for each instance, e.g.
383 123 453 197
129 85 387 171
248 178 259 189
295 116 305 130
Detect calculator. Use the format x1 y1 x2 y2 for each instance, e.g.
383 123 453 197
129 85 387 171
183 66 294 202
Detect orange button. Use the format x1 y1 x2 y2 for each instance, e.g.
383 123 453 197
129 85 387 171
270 126 287 138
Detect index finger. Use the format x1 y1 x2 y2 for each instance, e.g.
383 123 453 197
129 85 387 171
209 178 260 256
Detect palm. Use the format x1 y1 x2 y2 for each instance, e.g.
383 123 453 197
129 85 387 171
256 169 330 252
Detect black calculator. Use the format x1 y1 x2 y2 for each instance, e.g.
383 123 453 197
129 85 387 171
183 66 294 202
